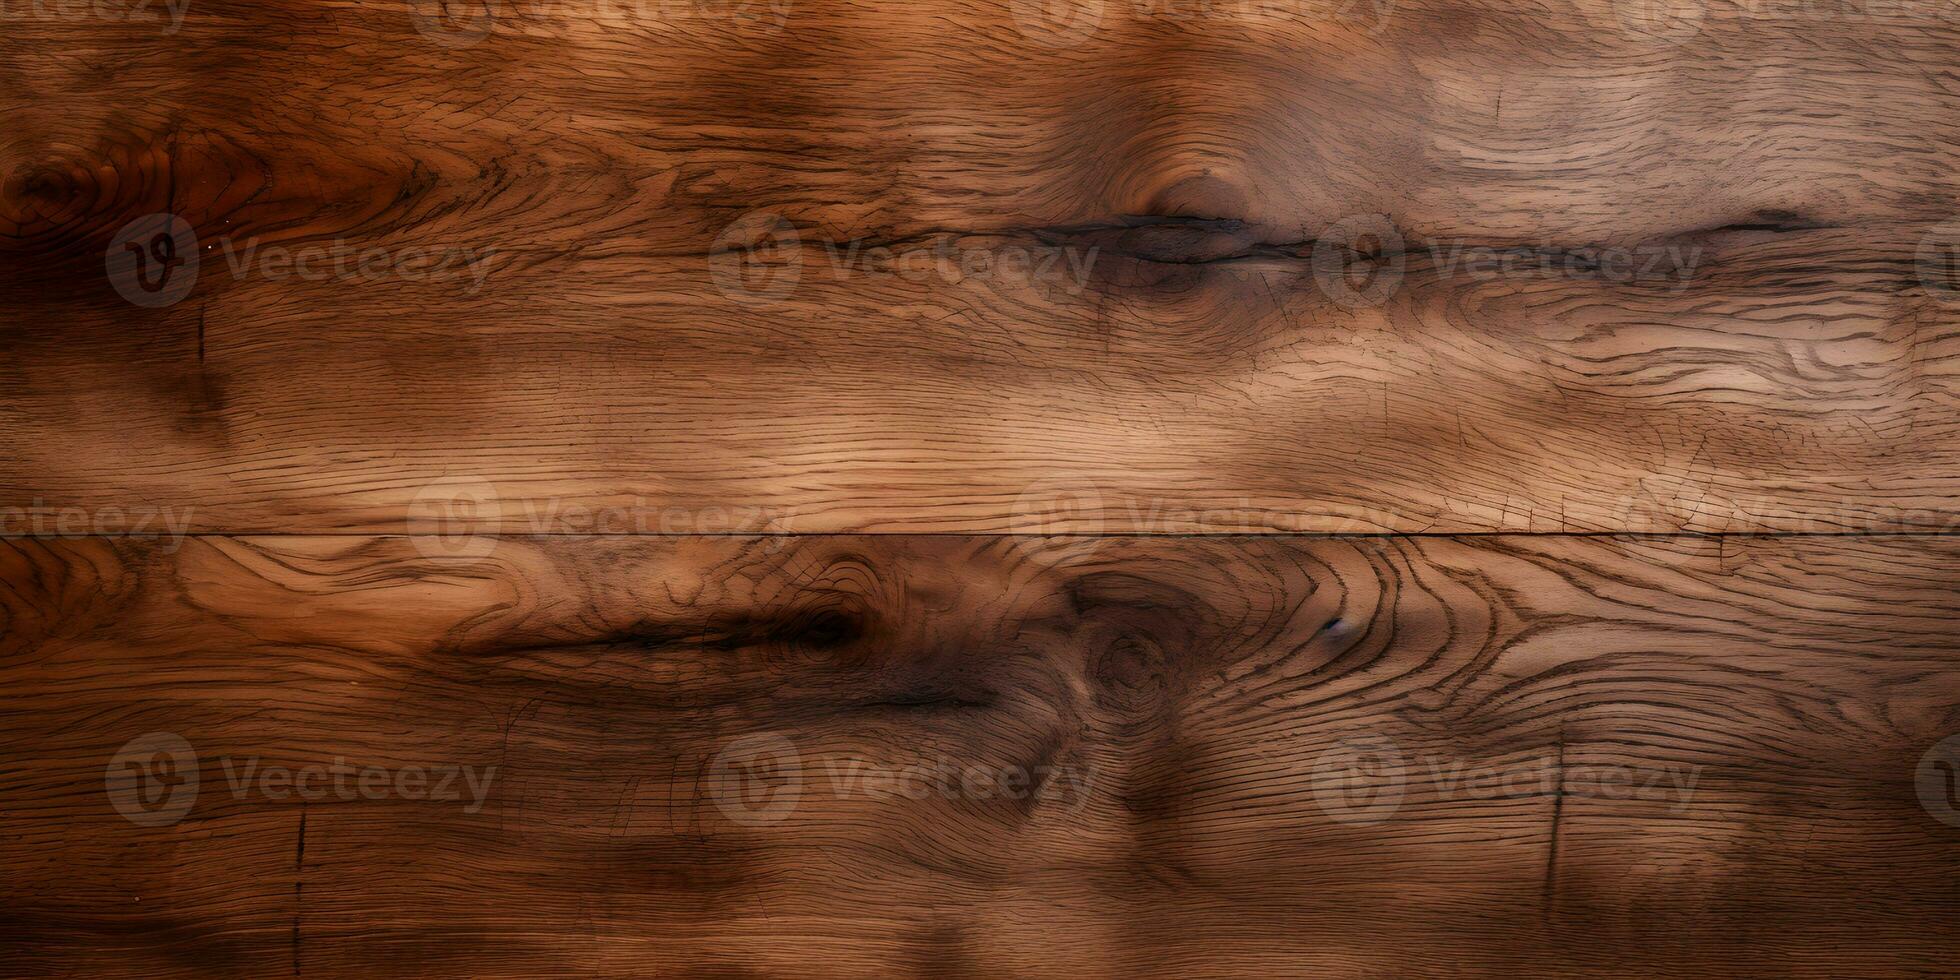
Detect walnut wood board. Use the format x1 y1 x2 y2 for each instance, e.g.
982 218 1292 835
3 533 1958 976
4 1 1960 533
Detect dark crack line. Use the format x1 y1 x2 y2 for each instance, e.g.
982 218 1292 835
1543 736 1567 925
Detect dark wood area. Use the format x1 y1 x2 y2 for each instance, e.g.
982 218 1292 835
4 534 1960 976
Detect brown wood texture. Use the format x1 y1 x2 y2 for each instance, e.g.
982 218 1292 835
6 0 1960 976
3 534 1959 977
2 0 1959 532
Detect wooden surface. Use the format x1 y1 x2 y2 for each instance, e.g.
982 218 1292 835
3 0 1960 531
3 534 1960 977
4 0 1960 976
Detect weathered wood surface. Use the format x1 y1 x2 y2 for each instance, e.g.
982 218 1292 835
3 0 1959 532
6 0 1960 975
3 534 1958 976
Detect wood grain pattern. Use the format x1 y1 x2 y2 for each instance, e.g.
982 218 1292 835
4 0 1959 532
4 534 1958 976
7 1 1960 975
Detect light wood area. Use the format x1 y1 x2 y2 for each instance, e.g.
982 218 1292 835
3 0 1958 532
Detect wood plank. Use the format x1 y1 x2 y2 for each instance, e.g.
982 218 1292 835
4 1 1960 532
3 533 1957 976
6 228 1958 534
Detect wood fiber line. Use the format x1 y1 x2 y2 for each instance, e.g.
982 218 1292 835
2 534 1957 977
2 1 1959 532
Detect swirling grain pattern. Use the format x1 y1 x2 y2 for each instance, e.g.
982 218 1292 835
2 0 1958 530
2 534 1958 976
5 0 1959 974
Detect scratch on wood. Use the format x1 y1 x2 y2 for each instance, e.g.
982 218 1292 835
1543 734 1566 925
